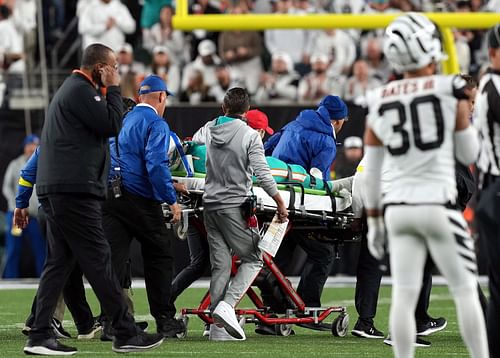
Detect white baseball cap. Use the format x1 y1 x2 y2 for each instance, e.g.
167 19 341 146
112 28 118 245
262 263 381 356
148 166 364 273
118 43 133 54
344 136 363 149
198 40 216 56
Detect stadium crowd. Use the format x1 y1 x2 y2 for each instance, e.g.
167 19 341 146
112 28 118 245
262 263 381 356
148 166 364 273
0 0 499 107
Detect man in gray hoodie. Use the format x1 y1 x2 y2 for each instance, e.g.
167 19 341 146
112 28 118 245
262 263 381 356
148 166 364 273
198 87 288 341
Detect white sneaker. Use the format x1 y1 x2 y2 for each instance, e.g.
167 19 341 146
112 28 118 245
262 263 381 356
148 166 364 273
209 324 246 341
212 301 246 340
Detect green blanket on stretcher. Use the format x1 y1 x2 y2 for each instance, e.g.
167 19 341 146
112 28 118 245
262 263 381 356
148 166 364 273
171 144 342 197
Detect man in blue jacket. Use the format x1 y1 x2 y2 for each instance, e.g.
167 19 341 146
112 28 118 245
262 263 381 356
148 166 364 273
259 95 347 323
264 95 347 180
102 75 184 339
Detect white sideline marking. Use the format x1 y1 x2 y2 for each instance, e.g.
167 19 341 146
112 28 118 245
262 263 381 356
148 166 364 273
0 276 489 290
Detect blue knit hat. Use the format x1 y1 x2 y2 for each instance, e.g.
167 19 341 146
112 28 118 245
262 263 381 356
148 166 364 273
318 95 348 120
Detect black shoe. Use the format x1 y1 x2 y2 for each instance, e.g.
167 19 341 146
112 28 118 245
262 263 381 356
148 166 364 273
51 318 71 339
351 320 384 339
100 320 148 341
24 337 77 355
383 334 431 347
156 317 186 338
77 319 102 340
416 317 447 336
112 332 164 353
136 321 148 332
100 319 114 342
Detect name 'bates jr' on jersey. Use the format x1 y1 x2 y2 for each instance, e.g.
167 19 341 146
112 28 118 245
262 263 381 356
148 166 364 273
365 74 469 205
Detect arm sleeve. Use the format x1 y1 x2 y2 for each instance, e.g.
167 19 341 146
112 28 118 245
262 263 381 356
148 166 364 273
192 123 208 145
275 79 298 100
310 138 336 181
75 85 123 138
455 125 480 165
487 86 500 125
145 121 177 205
2 161 16 206
363 145 385 210
248 133 279 198
16 147 39 209
115 5 136 34
78 7 107 36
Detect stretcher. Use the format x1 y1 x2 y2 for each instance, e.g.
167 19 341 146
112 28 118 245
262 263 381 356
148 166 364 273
166 173 359 338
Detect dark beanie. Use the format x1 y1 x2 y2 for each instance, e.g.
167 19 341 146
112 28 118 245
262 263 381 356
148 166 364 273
488 24 500 49
318 95 348 120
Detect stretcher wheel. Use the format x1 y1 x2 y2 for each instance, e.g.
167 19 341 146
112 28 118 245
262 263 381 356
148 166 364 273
331 313 349 337
275 324 293 336
176 315 189 339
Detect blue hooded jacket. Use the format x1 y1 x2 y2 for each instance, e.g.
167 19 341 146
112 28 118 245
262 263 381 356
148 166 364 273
264 106 338 180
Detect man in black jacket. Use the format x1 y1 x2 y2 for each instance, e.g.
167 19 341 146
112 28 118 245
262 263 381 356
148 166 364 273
22 44 164 355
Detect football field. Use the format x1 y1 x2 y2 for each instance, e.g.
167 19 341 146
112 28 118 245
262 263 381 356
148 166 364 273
0 285 475 357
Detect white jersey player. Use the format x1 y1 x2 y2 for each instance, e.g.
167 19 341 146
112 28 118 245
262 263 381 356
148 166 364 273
363 13 488 358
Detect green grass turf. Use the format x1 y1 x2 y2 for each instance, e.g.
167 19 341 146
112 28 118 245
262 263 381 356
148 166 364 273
0 286 471 357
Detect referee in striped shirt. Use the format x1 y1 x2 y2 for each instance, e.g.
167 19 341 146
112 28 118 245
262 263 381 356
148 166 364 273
475 23 500 357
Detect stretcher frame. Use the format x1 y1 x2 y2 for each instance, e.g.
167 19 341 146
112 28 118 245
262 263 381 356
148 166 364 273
166 182 358 337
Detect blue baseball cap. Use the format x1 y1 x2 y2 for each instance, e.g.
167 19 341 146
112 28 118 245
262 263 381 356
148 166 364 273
23 134 40 147
318 95 348 120
138 75 174 96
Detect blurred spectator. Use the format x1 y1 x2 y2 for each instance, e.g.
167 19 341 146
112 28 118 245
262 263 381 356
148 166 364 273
306 29 357 75
298 53 343 103
255 51 299 103
10 0 35 72
485 0 500 11
362 37 391 82
188 0 221 60
264 0 310 72
343 59 382 102
179 69 215 104
143 5 187 65
116 43 144 100
294 0 319 13
218 3 263 94
43 0 65 44
2 135 45 278
149 45 181 97
362 0 400 13
0 5 24 74
454 0 484 74
141 0 172 29
182 39 221 91
78 0 136 52
329 0 365 13
208 64 244 103
333 136 363 179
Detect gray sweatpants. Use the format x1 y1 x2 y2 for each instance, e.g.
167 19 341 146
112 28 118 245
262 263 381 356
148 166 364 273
204 207 263 309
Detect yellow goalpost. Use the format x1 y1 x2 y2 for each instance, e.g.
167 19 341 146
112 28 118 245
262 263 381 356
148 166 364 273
172 0 500 75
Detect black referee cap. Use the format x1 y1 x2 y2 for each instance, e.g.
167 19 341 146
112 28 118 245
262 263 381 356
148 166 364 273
488 24 500 49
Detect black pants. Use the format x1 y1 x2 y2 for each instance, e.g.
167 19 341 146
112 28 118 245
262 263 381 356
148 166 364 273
170 218 208 304
30 194 136 340
102 190 176 320
272 231 335 307
476 179 500 357
355 220 433 325
27 206 94 334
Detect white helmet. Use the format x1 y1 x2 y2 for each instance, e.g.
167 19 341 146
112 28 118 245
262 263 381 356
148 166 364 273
383 12 447 73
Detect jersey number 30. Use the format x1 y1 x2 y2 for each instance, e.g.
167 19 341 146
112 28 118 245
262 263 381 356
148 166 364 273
379 95 444 155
